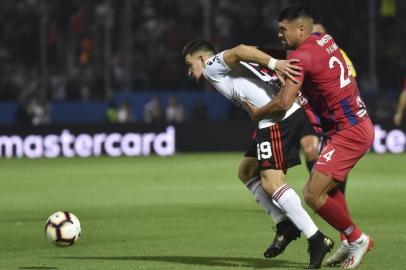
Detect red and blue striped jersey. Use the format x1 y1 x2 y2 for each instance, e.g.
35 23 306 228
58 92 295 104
288 33 369 136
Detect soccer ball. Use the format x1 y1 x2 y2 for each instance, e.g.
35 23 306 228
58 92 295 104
45 211 81 247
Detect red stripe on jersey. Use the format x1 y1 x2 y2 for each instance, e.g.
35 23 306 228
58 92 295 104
269 126 280 169
270 125 284 170
275 124 285 170
273 125 284 170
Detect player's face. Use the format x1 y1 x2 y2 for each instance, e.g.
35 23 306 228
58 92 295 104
185 53 205 82
278 19 301 49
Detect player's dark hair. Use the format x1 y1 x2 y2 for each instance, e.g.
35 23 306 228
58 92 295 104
182 38 217 58
277 5 313 22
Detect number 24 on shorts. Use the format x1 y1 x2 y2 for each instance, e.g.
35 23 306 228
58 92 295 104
321 149 335 162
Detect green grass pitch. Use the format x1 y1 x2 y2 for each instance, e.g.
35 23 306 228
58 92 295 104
1 152 405 270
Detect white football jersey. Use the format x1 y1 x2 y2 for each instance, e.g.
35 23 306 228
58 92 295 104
203 51 300 129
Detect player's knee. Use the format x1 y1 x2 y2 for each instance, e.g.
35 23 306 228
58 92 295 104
261 173 284 195
301 136 319 161
302 144 318 161
238 159 258 183
237 166 249 183
238 164 254 183
303 190 312 204
303 188 318 209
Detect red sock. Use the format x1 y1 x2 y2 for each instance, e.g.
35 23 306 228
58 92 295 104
329 189 350 242
329 189 349 215
316 196 361 243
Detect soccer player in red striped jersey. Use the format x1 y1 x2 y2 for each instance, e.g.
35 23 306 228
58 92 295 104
311 22 359 266
243 6 374 269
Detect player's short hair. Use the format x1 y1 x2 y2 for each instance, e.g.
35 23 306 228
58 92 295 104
277 5 313 22
182 38 217 58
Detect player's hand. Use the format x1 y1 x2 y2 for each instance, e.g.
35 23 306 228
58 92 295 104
394 112 402 127
274 59 302 86
243 99 260 123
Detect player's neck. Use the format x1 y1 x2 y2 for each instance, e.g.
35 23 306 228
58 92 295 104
200 53 214 68
297 33 312 47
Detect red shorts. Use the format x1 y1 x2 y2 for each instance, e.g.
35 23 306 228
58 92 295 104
314 119 375 182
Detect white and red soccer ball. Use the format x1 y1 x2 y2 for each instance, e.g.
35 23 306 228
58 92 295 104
45 211 81 247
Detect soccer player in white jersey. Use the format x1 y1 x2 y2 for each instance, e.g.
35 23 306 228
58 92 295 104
183 38 333 269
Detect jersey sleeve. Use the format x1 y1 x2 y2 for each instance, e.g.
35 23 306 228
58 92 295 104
203 51 232 82
287 49 311 82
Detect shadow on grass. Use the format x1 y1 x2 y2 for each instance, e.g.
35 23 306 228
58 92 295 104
18 267 57 270
58 255 305 269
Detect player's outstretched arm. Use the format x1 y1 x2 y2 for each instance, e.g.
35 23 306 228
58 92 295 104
223 44 301 85
244 78 302 122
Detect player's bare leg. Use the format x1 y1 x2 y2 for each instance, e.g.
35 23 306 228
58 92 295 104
300 135 351 265
303 171 337 210
304 171 373 268
238 157 259 185
300 134 319 173
238 157 300 258
261 169 333 269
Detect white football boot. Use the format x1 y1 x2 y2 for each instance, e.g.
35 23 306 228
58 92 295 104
325 241 349 266
341 234 374 269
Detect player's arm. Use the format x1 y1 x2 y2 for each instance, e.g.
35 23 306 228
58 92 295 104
244 78 303 122
222 44 302 85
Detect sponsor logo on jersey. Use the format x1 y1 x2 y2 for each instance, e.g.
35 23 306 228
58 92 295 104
316 34 332 47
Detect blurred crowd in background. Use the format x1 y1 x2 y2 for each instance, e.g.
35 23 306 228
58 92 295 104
0 0 405 125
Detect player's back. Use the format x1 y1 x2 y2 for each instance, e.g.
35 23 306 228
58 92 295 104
289 33 368 135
